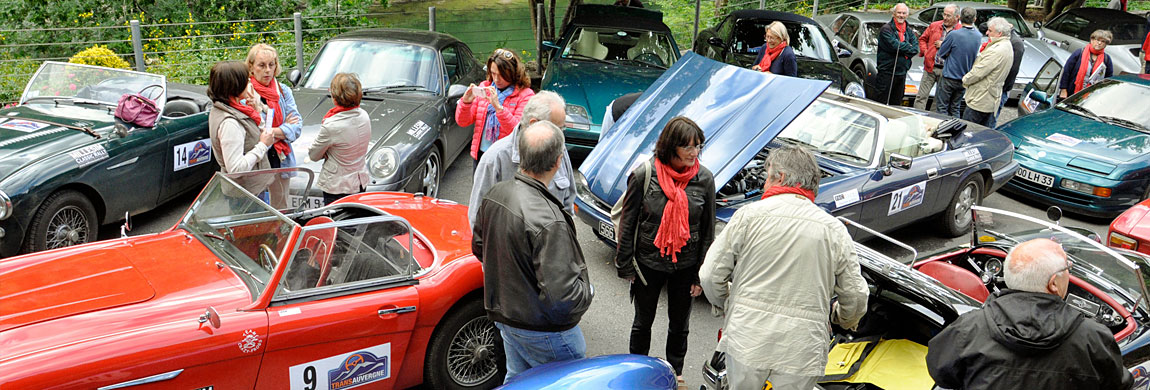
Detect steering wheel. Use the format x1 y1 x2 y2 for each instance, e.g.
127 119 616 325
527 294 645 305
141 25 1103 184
822 139 852 153
633 53 665 67
258 244 277 272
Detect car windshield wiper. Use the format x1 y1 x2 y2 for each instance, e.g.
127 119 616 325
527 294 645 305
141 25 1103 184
1059 102 1102 122
564 53 614 66
1098 115 1150 133
362 85 434 95
776 136 818 150
618 58 667 70
818 149 867 163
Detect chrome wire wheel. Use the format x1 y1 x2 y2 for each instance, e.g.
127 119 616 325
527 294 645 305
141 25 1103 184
46 205 89 249
421 149 441 198
953 182 977 229
445 316 499 386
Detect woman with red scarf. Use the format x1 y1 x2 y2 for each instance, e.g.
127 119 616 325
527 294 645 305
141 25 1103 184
1059 29 1115 98
751 21 798 77
206 61 276 198
614 116 715 389
247 44 301 208
308 73 371 206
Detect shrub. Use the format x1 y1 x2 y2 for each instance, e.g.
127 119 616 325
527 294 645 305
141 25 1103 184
68 45 131 69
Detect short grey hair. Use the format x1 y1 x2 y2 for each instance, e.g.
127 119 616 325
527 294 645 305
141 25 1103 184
765 145 820 194
943 3 958 14
521 90 565 126
892 3 908 13
959 7 977 25
518 121 565 175
987 17 1013 35
1004 239 1068 293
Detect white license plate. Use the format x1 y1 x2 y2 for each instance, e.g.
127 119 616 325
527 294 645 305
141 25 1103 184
1017 167 1055 187
1021 94 1039 113
289 195 325 210
598 220 615 240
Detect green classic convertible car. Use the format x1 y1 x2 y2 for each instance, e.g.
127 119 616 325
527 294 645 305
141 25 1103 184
0 62 216 257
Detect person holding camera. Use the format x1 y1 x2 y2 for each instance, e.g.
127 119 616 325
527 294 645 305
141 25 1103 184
456 48 535 164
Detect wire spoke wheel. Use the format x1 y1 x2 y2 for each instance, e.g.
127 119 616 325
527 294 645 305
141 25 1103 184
445 316 499 386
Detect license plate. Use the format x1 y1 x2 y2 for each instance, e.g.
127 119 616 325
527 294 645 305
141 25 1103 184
598 220 615 240
1021 94 1039 113
1016 166 1055 187
289 195 325 210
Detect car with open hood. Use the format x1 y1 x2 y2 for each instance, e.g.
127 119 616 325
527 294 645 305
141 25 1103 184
0 168 504 389
699 205 1150 389
998 74 1150 218
913 1 1072 100
285 28 484 207
574 52 1018 245
0 61 217 257
540 4 681 165
815 11 929 103
693 9 867 100
1036 7 1148 75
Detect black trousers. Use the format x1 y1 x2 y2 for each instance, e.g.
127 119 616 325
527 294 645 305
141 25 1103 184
962 107 993 127
873 72 907 105
629 261 694 375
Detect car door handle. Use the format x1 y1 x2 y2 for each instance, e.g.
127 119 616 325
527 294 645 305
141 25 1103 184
927 168 938 179
378 306 416 316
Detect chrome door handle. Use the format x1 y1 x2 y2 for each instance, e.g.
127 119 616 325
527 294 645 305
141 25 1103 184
927 168 939 179
378 306 417 316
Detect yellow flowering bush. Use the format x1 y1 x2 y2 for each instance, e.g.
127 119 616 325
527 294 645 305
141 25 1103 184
68 45 131 69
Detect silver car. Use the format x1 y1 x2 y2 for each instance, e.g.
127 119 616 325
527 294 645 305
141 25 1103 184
913 1 1071 99
1036 7 1148 75
816 12 929 104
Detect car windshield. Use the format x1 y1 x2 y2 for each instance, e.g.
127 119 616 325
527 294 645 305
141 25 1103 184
972 206 1150 313
1097 20 1150 45
863 22 927 51
776 99 879 166
976 9 1034 37
561 27 677 68
179 169 315 297
21 61 166 107
733 20 834 62
1058 80 1150 133
302 40 441 92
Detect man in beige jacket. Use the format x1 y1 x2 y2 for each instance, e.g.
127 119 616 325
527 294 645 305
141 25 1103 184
699 145 868 390
961 17 1015 127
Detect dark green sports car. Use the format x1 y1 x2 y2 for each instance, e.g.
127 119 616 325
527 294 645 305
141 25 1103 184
0 62 216 257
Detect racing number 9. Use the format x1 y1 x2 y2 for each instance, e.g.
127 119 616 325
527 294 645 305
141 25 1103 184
303 366 316 390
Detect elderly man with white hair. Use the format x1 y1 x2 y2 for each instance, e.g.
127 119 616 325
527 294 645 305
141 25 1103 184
959 16 1014 127
926 238 1133 389
874 3 920 105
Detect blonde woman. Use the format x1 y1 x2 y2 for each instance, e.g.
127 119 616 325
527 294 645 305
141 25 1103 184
308 73 370 205
751 22 797 76
246 43 301 208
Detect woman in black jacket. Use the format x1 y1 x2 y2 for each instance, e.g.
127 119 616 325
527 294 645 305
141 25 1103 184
614 116 716 387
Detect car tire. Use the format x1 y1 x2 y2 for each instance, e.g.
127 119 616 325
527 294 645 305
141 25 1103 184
425 298 505 390
851 63 869 98
421 147 442 198
939 175 982 237
23 190 98 253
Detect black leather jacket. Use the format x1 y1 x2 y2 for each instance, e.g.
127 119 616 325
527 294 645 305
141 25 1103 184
614 160 716 282
472 173 593 332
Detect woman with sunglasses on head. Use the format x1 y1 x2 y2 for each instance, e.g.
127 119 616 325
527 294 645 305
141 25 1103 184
613 116 715 390
455 48 535 163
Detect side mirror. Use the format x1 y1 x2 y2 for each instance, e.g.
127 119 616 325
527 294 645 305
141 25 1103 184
1033 21 1043 29
288 69 301 86
1046 206 1063 225
707 36 726 48
838 48 852 58
448 84 467 100
883 153 913 176
542 40 561 50
198 306 221 329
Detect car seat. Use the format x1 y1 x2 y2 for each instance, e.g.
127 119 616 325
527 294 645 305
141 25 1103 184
163 99 200 117
626 32 667 65
571 29 608 60
300 216 337 287
917 261 989 302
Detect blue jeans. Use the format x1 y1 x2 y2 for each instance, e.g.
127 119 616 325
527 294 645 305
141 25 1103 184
936 77 966 117
496 322 586 382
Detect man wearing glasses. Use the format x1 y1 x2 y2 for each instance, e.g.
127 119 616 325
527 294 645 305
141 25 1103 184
926 238 1133 388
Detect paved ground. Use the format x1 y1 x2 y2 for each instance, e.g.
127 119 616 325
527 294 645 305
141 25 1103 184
103 101 1112 389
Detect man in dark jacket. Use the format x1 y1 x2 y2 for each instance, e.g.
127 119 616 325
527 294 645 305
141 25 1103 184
926 238 1134 389
875 3 919 105
472 120 594 382
935 7 980 117
989 29 1025 128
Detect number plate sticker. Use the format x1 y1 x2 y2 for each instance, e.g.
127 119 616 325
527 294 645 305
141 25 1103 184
290 195 325 210
1016 166 1055 187
290 343 391 390
173 139 212 171
888 180 927 216
1021 94 1039 113
598 220 615 240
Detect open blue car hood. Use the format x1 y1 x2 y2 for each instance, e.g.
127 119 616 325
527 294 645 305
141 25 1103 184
582 52 831 205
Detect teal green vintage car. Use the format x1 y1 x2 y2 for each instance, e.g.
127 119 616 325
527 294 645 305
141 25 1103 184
0 62 216 257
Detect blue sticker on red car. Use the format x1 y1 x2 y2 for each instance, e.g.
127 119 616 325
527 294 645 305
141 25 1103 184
289 343 391 390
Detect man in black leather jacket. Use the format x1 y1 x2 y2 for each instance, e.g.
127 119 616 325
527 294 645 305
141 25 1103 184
926 238 1133 389
472 120 593 383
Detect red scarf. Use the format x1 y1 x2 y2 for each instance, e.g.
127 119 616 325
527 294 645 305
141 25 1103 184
1075 45 1107 93
251 76 292 157
652 158 700 263
979 41 989 52
760 185 816 202
228 97 261 126
756 42 787 73
324 104 359 120
895 20 907 42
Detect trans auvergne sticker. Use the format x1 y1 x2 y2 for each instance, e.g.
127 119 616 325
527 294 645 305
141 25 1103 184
289 343 391 390
173 139 212 171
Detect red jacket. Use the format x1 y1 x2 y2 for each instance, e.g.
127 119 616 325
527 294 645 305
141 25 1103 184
1142 31 1150 62
919 21 961 70
455 80 535 159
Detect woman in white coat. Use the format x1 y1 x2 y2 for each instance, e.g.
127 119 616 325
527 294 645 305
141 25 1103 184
308 73 371 205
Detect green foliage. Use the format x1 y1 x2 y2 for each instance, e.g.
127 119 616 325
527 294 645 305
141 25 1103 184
647 0 718 48
69 45 131 69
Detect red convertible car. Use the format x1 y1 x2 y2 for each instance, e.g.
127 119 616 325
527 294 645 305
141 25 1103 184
0 169 503 389
1110 198 1150 255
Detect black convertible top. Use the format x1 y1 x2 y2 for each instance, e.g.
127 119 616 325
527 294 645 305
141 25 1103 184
1063 6 1146 22
331 28 462 50
567 4 670 33
726 9 820 25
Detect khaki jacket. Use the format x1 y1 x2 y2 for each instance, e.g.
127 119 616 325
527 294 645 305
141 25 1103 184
699 193 869 376
962 36 1014 113
308 109 371 195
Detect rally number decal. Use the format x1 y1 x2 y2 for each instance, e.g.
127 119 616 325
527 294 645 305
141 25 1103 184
888 181 927 216
174 139 212 171
290 343 391 390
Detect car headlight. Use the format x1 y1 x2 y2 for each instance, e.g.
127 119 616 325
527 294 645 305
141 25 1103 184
368 147 399 179
574 170 593 200
0 189 10 220
565 104 592 131
1060 178 1111 197
845 82 866 98
1109 231 1138 250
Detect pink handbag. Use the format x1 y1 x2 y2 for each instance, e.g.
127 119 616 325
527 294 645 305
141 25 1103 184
115 85 162 128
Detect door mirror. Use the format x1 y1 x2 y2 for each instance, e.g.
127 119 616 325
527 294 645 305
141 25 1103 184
288 69 301 87
198 306 221 329
448 84 468 100
883 153 913 175
1033 21 1043 29
838 48 852 58
542 40 561 50
707 36 726 48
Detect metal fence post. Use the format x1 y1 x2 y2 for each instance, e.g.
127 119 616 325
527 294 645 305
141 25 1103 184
813 0 819 15
760 0 766 9
863 0 870 11
694 0 701 48
537 3 545 63
429 7 436 31
294 13 303 71
130 20 144 72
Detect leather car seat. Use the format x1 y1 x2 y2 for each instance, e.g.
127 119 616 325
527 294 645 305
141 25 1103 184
571 29 608 60
917 261 990 302
627 32 666 63
301 216 338 287
163 99 200 117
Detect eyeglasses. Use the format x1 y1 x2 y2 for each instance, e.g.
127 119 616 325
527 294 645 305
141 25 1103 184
1051 259 1074 278
678 144 704 152
1091 37 1111 45
492 48 514 60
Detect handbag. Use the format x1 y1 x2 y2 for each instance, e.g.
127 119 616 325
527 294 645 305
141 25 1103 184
115 84 163 128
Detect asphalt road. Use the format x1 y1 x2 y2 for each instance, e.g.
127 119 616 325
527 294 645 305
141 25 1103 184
102 102 1114 389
